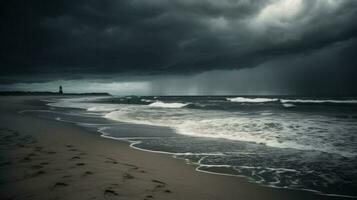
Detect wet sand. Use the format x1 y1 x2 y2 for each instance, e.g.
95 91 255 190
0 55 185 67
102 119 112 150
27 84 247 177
0 96 352 200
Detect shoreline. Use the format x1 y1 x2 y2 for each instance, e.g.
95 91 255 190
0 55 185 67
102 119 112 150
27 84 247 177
101 129 357 199
0 96 354 200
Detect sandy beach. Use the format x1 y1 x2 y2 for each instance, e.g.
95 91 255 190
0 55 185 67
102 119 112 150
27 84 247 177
0 96 353 200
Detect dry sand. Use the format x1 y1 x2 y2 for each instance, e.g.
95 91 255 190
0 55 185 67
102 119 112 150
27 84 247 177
0 96 352 200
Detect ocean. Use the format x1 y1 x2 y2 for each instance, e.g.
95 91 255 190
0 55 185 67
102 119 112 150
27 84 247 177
24 95 357 198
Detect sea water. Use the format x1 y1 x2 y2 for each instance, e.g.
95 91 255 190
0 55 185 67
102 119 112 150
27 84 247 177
28 95 357 197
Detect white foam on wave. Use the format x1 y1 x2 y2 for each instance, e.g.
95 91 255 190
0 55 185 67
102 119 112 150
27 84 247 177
148 101 189 108
260 112 274 116
87 106 118 112
227 97 278 103
282 103 295 108
281 99 357 104
235 165 298 172
226 97 357 105
104 105 357 157
141 99 155 103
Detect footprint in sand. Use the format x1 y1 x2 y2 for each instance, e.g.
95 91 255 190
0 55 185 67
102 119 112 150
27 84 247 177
76 163 85 166
104 188 119 196
28 152 38 157
21 156 32 162
151 179 171 192
144 195 154 200
69 148 78 152
40 162 50 166
143 180 173 199
82 171 94 176
125 163 139 170
151 179 166 185
66 145 79 152
105 158 118 164
26 170 46 178
124 163 147 173
68 148 84 153
70 156 81 160
53 182 69 188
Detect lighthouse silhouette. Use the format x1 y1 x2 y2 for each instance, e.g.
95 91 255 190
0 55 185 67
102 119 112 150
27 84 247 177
59 85 63 94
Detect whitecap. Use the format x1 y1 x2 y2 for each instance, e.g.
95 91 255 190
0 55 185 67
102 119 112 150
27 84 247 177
141 99 155 103
282 103 295 108
281 99 357 104
227 97 278 103
148 101 189 108
87 105 118 112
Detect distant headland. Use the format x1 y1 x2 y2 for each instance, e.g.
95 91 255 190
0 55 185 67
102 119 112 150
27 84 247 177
0 91 111 96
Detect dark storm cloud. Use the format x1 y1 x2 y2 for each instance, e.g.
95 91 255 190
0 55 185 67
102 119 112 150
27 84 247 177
1 0 357 82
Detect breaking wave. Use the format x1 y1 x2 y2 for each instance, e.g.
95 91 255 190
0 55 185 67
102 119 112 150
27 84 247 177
104 105 357 158
148 101 189 108
227 97 357 105
280 99 357 104
282 103 295 108
227 97 279 103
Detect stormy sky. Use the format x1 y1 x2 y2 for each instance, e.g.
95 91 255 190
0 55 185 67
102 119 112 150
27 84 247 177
1 0 357 95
